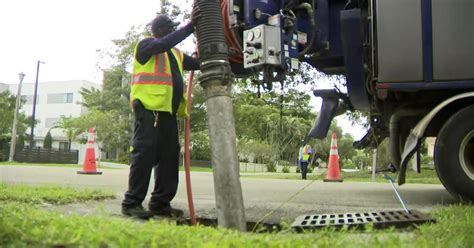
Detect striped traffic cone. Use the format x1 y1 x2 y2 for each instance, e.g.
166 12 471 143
324 132 342 182
77 128 102 175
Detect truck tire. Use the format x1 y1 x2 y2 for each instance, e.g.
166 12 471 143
434 105 474 202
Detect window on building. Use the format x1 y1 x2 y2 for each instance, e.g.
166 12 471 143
21 95 39 104
47 93 73 104
27 141 37 148
45 118 60 128
59 142 69 150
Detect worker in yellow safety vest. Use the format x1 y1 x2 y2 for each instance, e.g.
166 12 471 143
122 12 200 219
298 140 313 180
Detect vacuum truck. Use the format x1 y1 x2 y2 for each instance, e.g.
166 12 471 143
216 0 474 202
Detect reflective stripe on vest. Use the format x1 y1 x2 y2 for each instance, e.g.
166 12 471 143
130 45 187 116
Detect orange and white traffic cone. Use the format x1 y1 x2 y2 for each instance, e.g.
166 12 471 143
324 132 342 182
77 128 102 175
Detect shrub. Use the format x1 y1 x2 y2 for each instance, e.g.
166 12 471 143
238 139 277 164
278 160 291 173
266 162 276 172
117 153 130 165
342 159 356 169
43 131 52 149
190 131 211 161
421 155 434 168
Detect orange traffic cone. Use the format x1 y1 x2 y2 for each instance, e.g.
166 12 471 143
77 128 102 175
324 132 342 182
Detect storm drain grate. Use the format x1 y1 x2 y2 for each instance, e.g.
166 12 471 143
291 209 435 231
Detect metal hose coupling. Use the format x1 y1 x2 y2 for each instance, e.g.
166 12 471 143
194 0 234 88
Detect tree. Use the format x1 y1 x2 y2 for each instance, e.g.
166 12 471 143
189 130 210 160
0 91 30 152
237 138 276 164
338 133 356 165
309 119 359 165
231 74 317 163
376 139 391 169
65 109 130 157
43 131 52 149
188 81 208 131
352 149 372 170
56 117 81 151
0 92 16 143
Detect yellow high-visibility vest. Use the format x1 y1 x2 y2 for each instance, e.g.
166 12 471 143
300 145 311 161
130 45 188 117
302 146 310 161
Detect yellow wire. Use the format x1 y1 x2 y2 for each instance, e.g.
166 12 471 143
251 177 318 232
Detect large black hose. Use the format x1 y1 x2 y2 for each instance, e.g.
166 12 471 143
195 0 230 69
193 0 246 231
195 0 234 87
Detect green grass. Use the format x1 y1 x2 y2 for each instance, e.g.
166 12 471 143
1 184 472 247
340 169 441 184
180 166 213 172
1 201 473 247
241 169 441 184
0 184 115 204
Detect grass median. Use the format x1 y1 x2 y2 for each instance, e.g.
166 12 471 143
241 168 441 184
1 184 473 247
0 184 115 204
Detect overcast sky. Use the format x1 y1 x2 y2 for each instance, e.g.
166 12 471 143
0 0 188 84
0 0 366 139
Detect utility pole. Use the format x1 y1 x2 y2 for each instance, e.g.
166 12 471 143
372 148 377 182
30 60 45 148
194 0 246 231
9 72 26 162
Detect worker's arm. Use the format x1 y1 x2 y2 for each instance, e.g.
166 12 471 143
183 54 200 71
136 22 194 65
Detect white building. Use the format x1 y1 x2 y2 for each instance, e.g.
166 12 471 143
426 137 436 157
0 82 9 92
7 80 101 164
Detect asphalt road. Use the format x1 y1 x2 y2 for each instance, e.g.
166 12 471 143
0 165 457 223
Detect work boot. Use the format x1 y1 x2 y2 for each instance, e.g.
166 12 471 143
122 205 152 219
149 205 184 217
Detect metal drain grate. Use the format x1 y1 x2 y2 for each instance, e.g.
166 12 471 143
291 209 435 231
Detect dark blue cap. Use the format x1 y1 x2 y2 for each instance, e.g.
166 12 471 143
151 14 180 30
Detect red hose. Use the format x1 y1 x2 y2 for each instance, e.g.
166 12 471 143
184 67 196 225
221 0 244 64
184 1 240 224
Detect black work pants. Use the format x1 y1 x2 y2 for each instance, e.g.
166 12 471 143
122 101 180 209
300 161 308 179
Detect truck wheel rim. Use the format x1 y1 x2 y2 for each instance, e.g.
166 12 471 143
459 130 474 180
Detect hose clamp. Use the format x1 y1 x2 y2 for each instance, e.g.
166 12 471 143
199 42 229 56
201 60 229 67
